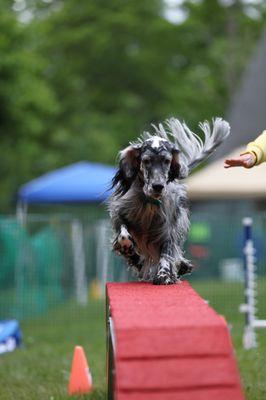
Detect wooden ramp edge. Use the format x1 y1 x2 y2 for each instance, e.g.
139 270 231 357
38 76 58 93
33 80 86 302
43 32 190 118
106 281 245 400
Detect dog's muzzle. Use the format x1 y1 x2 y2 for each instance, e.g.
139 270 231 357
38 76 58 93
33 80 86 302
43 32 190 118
151 183 165 198
152 183 164 193
145 181 165 199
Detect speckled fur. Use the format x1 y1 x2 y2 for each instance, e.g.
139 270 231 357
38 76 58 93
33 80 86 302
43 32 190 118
108 117 230 284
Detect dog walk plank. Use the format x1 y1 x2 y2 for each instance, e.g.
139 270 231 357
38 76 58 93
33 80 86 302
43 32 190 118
108 282 233 358
106 281 245 400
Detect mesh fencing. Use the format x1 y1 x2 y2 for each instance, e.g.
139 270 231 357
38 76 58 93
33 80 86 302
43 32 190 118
0 214 128 320
0 210 265 321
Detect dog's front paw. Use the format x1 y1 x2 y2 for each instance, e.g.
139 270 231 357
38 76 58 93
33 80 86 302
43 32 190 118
113 226 135 256
153 261 179 285
178 260 193 277
153 271 173 285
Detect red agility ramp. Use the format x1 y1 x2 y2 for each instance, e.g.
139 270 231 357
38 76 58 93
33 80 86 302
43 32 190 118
106 281 245 400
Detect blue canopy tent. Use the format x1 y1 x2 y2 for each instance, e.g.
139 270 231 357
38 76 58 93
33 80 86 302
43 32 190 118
17 161 116 206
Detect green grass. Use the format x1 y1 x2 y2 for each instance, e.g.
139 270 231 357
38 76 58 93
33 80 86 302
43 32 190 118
191 278 266 400
0 279 266 399
0 300 106 400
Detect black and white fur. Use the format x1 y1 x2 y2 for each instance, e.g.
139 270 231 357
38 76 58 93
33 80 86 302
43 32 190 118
108 117 230 285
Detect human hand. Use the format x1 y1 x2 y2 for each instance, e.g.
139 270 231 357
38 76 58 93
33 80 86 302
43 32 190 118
224 153 256 169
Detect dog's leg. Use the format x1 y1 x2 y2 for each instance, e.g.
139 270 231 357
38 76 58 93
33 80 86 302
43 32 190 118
153 256 177 285
174 205 193 278
153 242 193 285
153 242 179 285
178 257 193 277
113 225 135 256
113 225 143 273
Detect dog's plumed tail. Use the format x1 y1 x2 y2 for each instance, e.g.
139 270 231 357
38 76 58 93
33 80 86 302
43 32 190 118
151 117 230 179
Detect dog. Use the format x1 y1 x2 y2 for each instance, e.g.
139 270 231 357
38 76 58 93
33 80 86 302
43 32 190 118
108 117 230 285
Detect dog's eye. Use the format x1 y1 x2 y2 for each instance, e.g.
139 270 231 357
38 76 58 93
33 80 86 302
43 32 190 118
163 159 171 165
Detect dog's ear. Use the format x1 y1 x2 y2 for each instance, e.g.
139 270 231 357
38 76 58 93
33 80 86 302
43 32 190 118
119 144 141 179
112 144 141 194
168 145 181 182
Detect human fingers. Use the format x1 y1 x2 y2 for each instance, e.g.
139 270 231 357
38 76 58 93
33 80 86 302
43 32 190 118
224 157 245 168
224 153 256 169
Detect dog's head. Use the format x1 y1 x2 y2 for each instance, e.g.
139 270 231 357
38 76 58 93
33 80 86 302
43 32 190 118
112 136 181 198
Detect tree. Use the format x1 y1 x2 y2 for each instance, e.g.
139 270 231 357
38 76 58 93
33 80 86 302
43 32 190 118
32 0 266 152
0 0 265 210
0 0 58 210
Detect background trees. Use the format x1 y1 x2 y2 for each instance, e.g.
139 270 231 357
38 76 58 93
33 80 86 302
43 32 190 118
0 0 265 210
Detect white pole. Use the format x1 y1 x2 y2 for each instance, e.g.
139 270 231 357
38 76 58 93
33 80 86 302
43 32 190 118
16 201 28 226
241 218 257 349
96 219 111 296
240 217 266 349
71 219 88 306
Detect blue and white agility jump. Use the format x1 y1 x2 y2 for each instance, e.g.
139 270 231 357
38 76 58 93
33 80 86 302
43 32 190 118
240 217 266 349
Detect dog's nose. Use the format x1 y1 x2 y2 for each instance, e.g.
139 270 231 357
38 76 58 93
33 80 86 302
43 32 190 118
152 183 164 193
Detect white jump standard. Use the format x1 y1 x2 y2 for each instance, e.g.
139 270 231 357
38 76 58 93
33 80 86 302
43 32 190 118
240 217 266 349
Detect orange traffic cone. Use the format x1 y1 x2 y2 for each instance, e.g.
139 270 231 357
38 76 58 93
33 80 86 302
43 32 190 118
68 346 93 395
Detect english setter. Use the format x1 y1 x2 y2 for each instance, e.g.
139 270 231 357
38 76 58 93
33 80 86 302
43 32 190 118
108 118 230 285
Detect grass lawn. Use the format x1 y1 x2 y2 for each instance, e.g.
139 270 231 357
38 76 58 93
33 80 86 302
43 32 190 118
0 300 107 400
192 278 266 400
0 279 266 399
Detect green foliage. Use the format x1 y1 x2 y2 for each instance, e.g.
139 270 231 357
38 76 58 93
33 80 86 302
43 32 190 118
0 0 265 210
0 1 58 209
